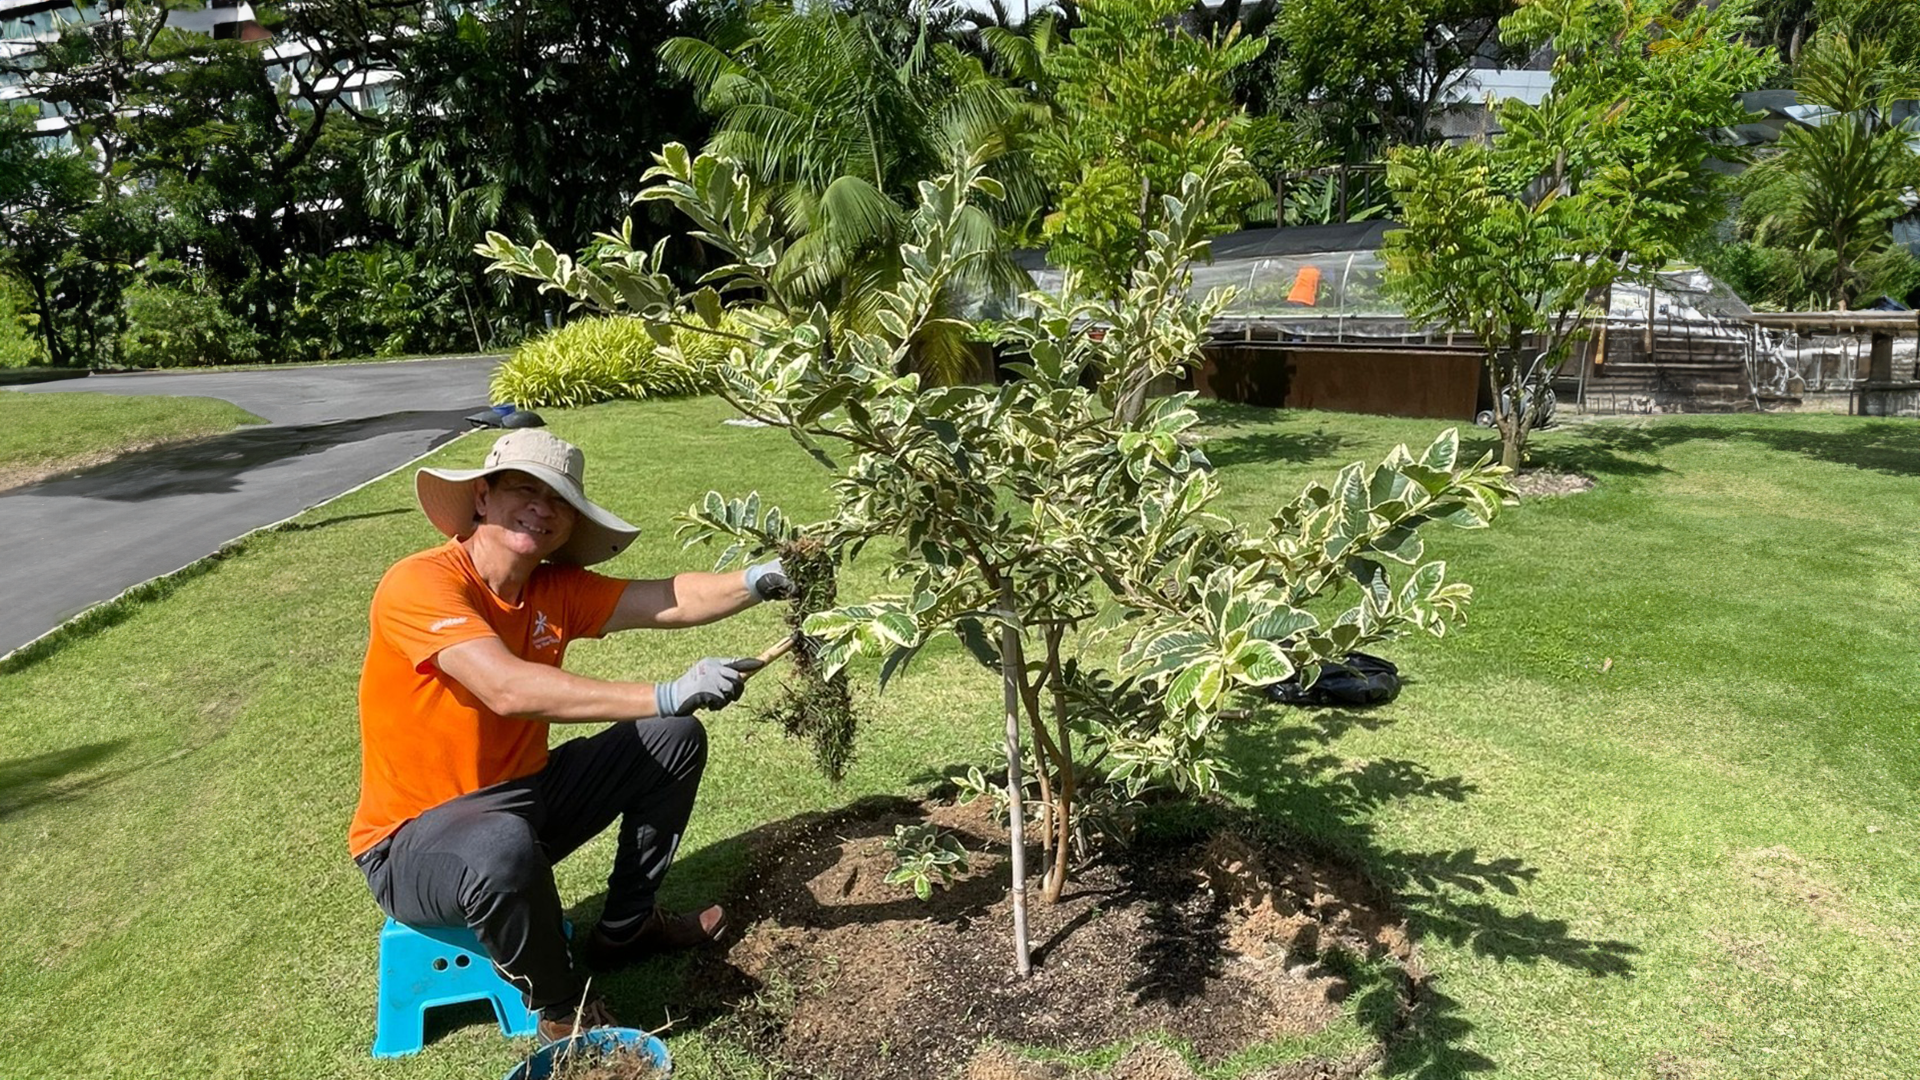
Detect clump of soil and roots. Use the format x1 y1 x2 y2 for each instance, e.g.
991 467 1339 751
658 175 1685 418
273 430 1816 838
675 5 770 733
681 797 1425 1080
755 536 861 780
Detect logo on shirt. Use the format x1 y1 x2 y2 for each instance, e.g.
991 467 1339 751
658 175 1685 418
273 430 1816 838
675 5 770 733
531 610 561 650
429 616 470 633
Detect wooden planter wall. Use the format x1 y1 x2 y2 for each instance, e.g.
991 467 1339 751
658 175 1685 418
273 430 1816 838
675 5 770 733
1193 344 1485 420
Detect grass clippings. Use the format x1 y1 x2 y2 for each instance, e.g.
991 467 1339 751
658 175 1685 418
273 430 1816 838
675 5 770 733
545 1042 669 1080
755 534 862 781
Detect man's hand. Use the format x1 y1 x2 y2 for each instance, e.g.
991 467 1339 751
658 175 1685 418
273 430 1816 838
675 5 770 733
745 559 796 603
654 656 768 716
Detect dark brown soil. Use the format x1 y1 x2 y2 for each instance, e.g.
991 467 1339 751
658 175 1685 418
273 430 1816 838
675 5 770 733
683 797 1419 1080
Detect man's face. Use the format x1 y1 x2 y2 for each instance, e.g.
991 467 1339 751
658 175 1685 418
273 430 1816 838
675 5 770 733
473 470 578 560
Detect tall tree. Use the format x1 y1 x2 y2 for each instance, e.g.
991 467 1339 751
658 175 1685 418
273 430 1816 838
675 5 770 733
1753 0 1820 64
1272 0 1511 158
1387 0 1770 468
1497 0 1776 282
124 36 376 341
0 107 99 366
1386 141 1623 469
365 0 703 335
1028 0 1269 302
662 0 1037 378
1 0 389 362
1741 32 1920 309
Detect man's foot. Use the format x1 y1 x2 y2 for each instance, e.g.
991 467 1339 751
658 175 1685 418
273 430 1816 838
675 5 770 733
537 995 620 1043
581 904 728 973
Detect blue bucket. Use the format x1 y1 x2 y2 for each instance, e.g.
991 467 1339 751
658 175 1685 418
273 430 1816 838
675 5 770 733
501 1028 672 1080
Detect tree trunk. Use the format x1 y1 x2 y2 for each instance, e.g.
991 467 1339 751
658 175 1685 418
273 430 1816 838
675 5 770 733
1644 285 1656 358
997 578 1032 977
1042 629 1073 905
1117 381 1149 426
1493 353 1527 470
1502 377 1526 467
26 273 65 367
1020 676 1055 865
1834 228 1850 311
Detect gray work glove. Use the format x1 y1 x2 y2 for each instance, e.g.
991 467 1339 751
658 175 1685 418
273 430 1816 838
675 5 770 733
745 558 796 603
655 656 767 716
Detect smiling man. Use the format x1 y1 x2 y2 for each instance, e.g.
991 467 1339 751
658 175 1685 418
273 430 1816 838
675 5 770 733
348 429 790 1040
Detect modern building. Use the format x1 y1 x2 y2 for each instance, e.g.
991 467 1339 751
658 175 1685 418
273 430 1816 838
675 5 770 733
1 0 390 140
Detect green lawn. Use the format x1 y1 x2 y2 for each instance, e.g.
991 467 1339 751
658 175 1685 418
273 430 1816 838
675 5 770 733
1 398 1914 1079
0 389 264 490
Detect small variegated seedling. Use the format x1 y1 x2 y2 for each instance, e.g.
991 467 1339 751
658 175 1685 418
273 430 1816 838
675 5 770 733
882 822 971 901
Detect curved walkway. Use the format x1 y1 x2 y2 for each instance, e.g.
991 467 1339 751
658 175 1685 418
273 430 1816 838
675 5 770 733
0 356 501 658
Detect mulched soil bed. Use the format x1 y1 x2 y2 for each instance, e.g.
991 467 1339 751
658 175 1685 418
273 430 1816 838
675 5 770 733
1511 469 1596 498
682 797 1423 1080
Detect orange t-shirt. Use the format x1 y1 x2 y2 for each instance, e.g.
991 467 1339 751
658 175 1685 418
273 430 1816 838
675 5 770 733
348 541 628 856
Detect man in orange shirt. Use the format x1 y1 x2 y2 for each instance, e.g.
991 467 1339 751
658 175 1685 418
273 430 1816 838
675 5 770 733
349 429 791 1039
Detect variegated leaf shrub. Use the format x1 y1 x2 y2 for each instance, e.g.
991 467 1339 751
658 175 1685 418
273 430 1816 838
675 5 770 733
479 143 1513 969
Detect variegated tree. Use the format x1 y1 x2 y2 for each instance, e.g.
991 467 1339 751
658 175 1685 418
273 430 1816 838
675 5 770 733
478 143 1512 975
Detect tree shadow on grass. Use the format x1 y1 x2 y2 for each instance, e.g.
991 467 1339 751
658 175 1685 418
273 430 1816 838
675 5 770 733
1195 403 1676 482
9 408 472 501
1203 430 1357 470
1193 402 1357 469
276 506 413 533
1575 418 1920 478
1523 431 1673 481
1219 707 1638 1079
0 739 131 820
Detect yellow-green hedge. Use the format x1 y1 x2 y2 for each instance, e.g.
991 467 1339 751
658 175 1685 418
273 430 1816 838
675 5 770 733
490 314 741 408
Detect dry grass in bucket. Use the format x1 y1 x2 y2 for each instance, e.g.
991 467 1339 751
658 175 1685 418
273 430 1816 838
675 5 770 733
542 1043 668 1080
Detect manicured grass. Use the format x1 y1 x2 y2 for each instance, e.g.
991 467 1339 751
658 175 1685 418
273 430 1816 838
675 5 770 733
0 389 264 490
1 399 1915 1079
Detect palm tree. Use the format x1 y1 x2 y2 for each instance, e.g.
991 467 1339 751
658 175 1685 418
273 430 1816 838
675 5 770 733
1747 32 1920 309
662 1 1041 379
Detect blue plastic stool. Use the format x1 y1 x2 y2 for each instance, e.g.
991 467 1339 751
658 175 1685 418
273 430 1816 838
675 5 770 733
373 919 570 1058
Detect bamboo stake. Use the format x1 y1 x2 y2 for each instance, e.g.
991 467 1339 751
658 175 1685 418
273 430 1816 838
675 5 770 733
754 634 797 667
999 577 1032 977
736 634 799 682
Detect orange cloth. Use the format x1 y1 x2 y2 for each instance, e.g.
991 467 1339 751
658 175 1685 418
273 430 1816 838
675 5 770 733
348 541 628 856
1286 266 1322 306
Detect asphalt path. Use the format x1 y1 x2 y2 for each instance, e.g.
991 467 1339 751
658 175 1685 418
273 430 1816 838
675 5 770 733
0 356 501 657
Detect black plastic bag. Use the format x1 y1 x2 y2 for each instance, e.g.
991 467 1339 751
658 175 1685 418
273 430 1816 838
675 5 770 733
465 406 546 429
1264 652 1400 707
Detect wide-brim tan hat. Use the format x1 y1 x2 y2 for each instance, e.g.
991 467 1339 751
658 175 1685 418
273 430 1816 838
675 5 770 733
416 429 639 566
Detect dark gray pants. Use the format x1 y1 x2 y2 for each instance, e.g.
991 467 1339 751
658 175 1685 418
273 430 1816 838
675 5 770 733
356 715 708 1012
